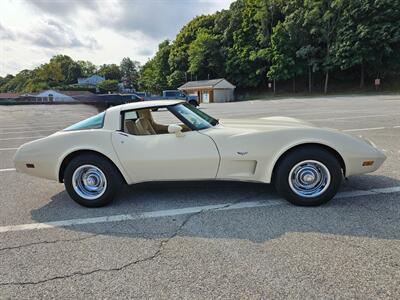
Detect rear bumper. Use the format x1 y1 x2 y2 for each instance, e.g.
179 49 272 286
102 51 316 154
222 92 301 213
13 147 58 181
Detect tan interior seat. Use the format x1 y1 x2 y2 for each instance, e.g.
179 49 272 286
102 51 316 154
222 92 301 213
135 118 156 135
124 120 140 135
125 108 190 135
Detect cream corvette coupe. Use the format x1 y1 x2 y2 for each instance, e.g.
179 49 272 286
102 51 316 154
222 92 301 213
14 100 385 207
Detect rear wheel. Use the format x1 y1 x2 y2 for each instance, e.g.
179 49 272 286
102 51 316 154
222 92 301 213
189 100 198 107
274 147 342 206
64 154 122 207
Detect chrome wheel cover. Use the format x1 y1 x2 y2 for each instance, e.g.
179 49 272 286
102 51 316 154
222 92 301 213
72 165 107 200
288 160 331 198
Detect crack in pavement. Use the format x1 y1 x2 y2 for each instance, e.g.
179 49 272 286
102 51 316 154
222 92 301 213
0 240 166 287
0 193 261 287
0 234 98 252
0 211 204 287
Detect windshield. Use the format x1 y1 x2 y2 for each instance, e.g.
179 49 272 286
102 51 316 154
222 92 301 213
64 112 105 131
169 103 218 130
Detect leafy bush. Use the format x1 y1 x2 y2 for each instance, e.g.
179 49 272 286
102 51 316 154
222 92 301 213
97 80 119 93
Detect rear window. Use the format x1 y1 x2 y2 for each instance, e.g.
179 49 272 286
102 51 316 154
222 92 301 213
64 112 105 131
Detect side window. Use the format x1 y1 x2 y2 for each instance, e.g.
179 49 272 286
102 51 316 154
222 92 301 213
64 112 105 131
122 111 139 134
122 108 191 136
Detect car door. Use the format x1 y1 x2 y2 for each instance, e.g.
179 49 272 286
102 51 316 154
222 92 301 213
111 127 220 183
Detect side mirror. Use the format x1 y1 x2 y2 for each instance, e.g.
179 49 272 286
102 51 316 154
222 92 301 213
168 124 184 137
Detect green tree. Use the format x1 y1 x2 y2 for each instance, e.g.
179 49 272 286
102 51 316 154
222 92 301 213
332 0 400 88
97 79 119 93
188 29 224 80
168 14 218 79
224 0 279 88
0 71 31 92
50 55 82 84
304 0 342 93
167 70 187 88
36 61 64 86
267 1 318 92
139 40 172 93
77 60 97 77
120 57 140 90
97 64 122 80
138 59 157 93
268 21 302 92
296 45 319 93
24 81 50 92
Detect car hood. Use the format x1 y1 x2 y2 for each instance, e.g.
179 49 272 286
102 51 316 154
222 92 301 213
219 116 315 131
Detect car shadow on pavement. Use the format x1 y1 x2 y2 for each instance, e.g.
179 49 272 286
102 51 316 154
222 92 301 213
30 175 400 243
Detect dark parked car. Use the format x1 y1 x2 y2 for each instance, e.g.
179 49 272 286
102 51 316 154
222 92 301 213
162 90 199 106
75 93 143 107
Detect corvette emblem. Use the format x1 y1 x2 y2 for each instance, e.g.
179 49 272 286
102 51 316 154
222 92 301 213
237 151 248 156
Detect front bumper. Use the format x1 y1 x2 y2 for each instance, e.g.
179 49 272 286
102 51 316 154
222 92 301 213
345 147 386 176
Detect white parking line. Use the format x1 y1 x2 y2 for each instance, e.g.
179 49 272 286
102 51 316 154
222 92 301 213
0 147 18 151
0 122 80 131
0 185 399 234
0 168 16 172
0 135 44 141
342 127 386 132
309 113 400 121
0 129 55 135
0 125 64 132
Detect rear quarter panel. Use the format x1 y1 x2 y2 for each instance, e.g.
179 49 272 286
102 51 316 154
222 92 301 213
14 130 131 183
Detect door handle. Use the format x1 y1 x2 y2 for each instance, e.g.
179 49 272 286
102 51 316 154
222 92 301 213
118 132 129 137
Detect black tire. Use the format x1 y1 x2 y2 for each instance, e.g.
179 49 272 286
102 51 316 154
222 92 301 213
64 154 123 207
274 147 342 206
189 100 198 107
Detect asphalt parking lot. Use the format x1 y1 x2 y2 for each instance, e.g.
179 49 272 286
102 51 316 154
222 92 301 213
1 95 399 299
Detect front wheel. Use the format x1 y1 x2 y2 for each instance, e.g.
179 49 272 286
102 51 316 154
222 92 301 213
64 154 122 207
274 147 342 206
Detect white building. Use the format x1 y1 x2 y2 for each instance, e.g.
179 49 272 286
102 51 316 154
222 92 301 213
77 75 105 86
35 90 75 102
178 78 236 103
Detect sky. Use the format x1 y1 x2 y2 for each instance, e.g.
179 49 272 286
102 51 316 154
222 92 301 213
0 0 233 76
